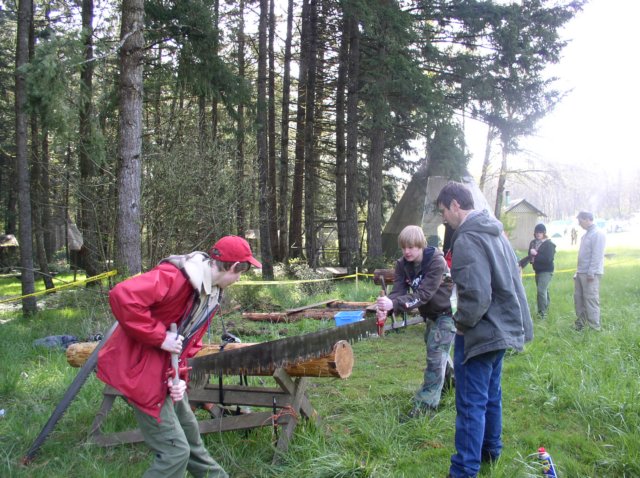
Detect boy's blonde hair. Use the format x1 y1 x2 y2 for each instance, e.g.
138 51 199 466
398 225 426 249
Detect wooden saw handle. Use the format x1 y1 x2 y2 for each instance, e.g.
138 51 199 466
377 290 386 336
169 323 180 385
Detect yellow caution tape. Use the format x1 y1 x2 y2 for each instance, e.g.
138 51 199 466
521 258 639 278
0 270 117 304
232 272 368 286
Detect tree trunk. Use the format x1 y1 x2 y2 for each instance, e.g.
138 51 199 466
40 126 53 259
79 0 101 280
367 124 385 261
288 0 310 259
4 149 18 235
277 0 294 261
115 0 144 276
198 94 207 152
267 0 279 260
30 122 54 290
494 143 509 220
479 124 496 192
303 0 318 266
210 0 220 143
15 0 37 314
28 10 53 291
257 0 273 278
335 11 349 267
235 0 246 237
345 13 360 272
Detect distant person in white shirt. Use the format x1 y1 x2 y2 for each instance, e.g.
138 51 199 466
574 211 606 331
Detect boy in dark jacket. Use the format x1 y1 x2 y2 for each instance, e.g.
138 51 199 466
376 225 455 419
519 223 556 319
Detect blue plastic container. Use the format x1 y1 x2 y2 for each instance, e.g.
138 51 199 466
334 311 364 327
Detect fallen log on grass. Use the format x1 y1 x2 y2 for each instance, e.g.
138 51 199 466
241 312 290 322
243 304 374 323
66 339 354 378
242 309 346 322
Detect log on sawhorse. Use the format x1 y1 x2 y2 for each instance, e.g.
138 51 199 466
87 367 318 464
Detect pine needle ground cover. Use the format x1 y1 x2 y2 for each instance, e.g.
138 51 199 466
1 247 639 477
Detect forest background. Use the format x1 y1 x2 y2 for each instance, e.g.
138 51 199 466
2 0 638 317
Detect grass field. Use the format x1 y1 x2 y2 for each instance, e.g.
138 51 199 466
1 244 639 477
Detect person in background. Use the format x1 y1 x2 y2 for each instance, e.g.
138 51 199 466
519 223 556 319
376 225 455 420
574 211 606 331
435 182 533 478
97 236 261 478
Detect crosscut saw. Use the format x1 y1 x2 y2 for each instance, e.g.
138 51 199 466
189 314 424 378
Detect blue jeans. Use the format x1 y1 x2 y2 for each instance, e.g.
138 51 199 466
449 334 506 478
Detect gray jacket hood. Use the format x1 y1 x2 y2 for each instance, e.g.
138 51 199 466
455 210 503 240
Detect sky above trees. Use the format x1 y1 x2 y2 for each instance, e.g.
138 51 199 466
466 0 639 179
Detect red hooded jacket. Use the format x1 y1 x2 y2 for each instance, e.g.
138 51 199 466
97 263 213 420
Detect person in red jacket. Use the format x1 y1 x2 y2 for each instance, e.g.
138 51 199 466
97 236 261 478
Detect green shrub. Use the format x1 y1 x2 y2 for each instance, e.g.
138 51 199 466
286 259 336 296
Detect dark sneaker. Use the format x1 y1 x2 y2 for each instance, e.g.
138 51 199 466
481 450 499 463
400 403 434 422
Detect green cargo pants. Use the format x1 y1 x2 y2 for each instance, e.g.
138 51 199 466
414 314 456 409
133 394 228 478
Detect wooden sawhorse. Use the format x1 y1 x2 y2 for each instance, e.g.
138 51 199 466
88 367 318 464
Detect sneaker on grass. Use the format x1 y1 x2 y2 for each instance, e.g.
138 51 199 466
400 403 435 422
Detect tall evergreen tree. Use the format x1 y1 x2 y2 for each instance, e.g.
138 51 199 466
78 0 102 278
334 8 349 267
288 0 310 259
277 0 294 260
303 0 318 266
267 0 279 260
344 7 360 272
15 0 37 314
235 0 247 238
115 0 144 276
257 0 274 278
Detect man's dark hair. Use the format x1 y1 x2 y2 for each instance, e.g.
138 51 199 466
436 181 474 210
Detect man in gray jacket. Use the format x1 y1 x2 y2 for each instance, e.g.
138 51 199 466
436 182 533 478
574 211 606 331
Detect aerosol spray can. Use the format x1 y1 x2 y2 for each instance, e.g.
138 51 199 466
538 447 558 477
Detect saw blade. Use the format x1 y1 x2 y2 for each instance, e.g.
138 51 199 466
189 316 379 376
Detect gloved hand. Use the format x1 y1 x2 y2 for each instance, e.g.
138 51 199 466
376 295 393 312
161 330 184 354
168 378 187 402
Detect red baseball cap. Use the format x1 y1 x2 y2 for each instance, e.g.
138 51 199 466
208 235 262 268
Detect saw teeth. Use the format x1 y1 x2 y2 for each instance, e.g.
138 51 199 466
189 315 378 375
